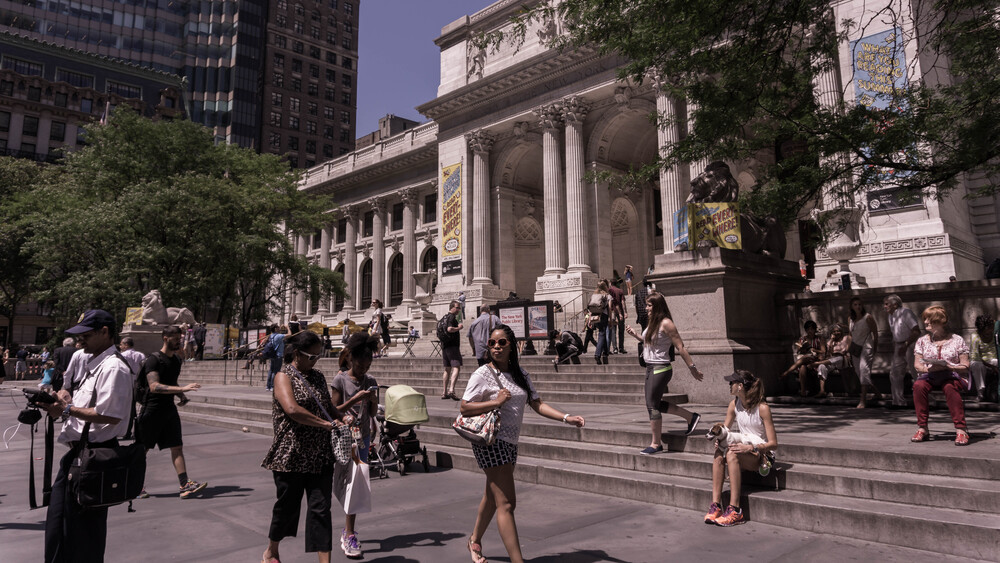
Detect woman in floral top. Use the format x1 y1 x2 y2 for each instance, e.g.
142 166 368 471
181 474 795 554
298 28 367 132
261 331 348 563
911 306 971 446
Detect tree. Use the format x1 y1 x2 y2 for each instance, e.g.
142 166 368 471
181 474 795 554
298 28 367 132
480 0 1000 230
18 108 345 329
0 157 46 346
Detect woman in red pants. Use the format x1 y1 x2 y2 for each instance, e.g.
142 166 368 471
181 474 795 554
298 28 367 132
911 306 971 446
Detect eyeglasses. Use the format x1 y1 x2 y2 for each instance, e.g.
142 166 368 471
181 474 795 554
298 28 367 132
488 338 509 347
297 350 321 361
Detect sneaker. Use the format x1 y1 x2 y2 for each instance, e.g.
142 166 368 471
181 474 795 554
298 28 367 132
342 532 362 558
137 489 150 499
639 445 663 455
552 359 559 372
703 502 723 524
715 505 746 526
179 480 207 498
685 413 702 436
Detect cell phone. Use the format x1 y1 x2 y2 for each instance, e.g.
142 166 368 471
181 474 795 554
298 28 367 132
367 385 379 392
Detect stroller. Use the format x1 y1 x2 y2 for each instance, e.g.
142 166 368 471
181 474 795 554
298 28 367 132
371 384 430 477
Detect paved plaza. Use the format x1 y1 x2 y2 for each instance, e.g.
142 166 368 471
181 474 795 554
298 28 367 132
1 382 995 562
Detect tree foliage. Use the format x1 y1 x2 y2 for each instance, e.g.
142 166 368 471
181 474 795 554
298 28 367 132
0 157 46 346
480 0 1000 229
13 108 344 329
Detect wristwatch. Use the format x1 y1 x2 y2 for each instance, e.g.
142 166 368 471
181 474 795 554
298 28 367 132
62 404 72 418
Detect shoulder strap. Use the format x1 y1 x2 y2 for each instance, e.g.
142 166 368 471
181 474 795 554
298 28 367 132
289 368 336 423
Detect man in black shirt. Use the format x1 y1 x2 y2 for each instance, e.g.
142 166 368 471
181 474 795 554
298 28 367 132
136 325 207 499
193 322 207 361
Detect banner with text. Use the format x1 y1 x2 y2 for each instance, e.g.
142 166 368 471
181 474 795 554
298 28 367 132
203 323 225 359
688 203 742 250
440 162 463 275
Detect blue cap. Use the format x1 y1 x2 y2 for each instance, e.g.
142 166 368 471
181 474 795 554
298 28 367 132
65 309 116 334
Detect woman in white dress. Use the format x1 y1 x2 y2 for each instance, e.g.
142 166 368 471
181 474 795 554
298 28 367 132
849 298 880 408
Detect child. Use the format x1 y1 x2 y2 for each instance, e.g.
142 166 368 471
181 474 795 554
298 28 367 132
39 360 56 392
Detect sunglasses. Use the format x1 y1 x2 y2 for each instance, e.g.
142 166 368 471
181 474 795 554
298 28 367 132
488 338 510 347
297 350 321 361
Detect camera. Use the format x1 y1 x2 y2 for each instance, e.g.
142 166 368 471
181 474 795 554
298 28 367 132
18 389 55 425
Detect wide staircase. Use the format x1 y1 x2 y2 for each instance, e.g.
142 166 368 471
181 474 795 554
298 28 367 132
177 356 1000 561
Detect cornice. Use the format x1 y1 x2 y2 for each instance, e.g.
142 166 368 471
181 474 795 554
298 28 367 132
302 145 438 195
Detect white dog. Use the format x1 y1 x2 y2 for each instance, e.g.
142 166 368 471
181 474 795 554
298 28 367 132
705 423 765 452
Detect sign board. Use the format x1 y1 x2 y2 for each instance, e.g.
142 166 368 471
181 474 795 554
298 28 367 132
498 301 554 341
440 162 463 276
672 205 689 249
688 203 742 250
865 187 922 213
125 307 143 326
203 323 225 359
498 306 525 339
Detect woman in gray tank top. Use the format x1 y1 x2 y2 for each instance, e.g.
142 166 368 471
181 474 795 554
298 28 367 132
625 291 705 455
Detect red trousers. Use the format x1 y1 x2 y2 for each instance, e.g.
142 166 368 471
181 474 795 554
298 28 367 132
912 377 967 430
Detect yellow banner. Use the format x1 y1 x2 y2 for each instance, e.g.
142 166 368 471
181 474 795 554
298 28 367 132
688 203 742 250
125 307 143 326
440 162 462 275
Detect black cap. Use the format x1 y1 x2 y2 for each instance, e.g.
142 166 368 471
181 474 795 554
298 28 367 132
724 371 756 385
65 309 116 334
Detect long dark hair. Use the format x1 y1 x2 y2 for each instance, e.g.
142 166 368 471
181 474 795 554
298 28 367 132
283 330 321 365
644 292 673 345
338 332 377 371
737 369 766 410
849 298 866 321
487 324 531 393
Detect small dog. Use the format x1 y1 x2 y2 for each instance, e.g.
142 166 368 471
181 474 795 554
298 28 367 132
705 423 765 452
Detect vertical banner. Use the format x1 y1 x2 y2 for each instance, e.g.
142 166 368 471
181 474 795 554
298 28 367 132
688 203 742 249
440 162 463 275
203 323 225 359
672 206 689 249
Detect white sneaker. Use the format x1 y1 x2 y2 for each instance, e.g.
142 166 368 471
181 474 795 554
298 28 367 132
342 531 362 558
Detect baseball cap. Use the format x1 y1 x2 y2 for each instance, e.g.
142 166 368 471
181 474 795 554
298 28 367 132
65 309 116 334
723 371 756 385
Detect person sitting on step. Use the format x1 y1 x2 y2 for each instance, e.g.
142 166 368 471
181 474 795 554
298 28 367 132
779 320 826 396
812 323 852 399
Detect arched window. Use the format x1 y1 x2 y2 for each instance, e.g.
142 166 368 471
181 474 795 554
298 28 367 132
334 264 345 312
360 259 372 307
421 246 438 273
389 254 403 307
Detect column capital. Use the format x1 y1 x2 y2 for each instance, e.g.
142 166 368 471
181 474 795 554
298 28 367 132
398 187 418 205
561 96 590 123
532 103 564 130
368 196 386 214
465 129 496 154
340 204 359 222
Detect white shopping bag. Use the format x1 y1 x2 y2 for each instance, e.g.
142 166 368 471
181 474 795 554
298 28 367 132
335 445 371 515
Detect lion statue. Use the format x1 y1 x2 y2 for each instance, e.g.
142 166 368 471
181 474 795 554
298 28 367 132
141 290 197 326
686 161 787 259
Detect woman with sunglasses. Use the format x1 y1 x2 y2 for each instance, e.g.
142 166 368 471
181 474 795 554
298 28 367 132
704 370 778 527
330 332 380 559
262 330 351 563
460 324 585 563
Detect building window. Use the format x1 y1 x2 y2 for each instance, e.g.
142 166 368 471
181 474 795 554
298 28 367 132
276 14 286 27
289 157 298 167
50 121 66 141
0 81 13 96
341 92 351 105
292 59 302 72
337 218 346 242
272 92 283 106
311 26 320 39
340 147 349 155
275 35 287 48
330 0 338 9
389 254 403 307
339 129 350 142
0 111 10 132
293 21 303 34
308 82 318 96
294 4 304 16
278 0 287 9
333 264 345 311
323 144 333 158
342 57 353 70
306 121 317 134
392 202 404 231
270 111 282 126
76 126 86 145
289 97 300 112
306 140 316 154
324 107 334 119
344 2 353 16
55 69 94 88
273 54 284 68
325 88 335 101
309 64 319 79
293 41 303 54
325 69 336 82
289 136 299 150
340 111 350 124
344 20 353 33
1 57 43 76
326 52 336 64
272 73 284 87
421 246 438 273
23 116 39 137
327 31 336 44
21 142 36 154
363 211 373 237
310 46 321 59
323 125 334 139
291 78 301 92
54 92 68 107
289 116 299 129
424 193 437 223
269 133 280 148
341 36 351 49
81 98 93 113
360 259 372 307
308 102 317 115
342 74 352 88
27 86 41 101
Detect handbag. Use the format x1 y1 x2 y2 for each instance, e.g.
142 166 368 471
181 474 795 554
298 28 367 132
335 451 372 515
69 369 146 509
452 364 504 446
288 368 353 465
848 342 864 357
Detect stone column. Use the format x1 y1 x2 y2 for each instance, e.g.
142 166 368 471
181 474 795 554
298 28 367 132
562 97 591 272
650 73 687 254
466 130 495 284
687 100 709 179
294 234 307 316
317 225 332 314
400 188 418 309
342 205 358 312
813 61 852 208
533 103 567 275
370 197 386 305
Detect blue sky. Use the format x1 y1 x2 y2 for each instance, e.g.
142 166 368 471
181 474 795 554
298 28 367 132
355 0 496 135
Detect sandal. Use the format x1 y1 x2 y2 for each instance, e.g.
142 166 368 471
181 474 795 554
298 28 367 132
955 431 970 446
468 538 487 563
911 427 929 442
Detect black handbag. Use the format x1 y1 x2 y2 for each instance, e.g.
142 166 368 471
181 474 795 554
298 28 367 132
68 364 146 509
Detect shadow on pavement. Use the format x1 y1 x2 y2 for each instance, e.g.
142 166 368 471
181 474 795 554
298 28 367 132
528 549 632 562
147 484 252 500
364 531 464 555
0 520 45 531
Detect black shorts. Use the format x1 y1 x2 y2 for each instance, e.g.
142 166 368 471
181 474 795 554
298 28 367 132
442 345 463 367
136 407 183 450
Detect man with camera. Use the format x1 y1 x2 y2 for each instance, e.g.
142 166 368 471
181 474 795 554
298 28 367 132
41 310 133 563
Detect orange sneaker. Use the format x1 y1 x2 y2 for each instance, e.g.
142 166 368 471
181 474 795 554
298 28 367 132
715 505 746 526
704 502 723 524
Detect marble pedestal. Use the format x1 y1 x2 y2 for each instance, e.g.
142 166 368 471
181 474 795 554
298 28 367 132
120 325 166 357
533 270 601 318
649 248 803 404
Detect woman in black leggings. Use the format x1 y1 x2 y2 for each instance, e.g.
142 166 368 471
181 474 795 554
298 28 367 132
625 292 704 455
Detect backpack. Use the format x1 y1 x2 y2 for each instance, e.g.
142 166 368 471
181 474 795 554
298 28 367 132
436 314 455 343
259 334 279 360
568 331 584 350
587 293 606 315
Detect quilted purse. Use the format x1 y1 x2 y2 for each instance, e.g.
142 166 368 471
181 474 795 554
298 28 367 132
452 364 504 446
289 368 354 465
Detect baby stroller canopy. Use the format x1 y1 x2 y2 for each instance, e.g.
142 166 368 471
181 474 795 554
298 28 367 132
383 385 429 426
